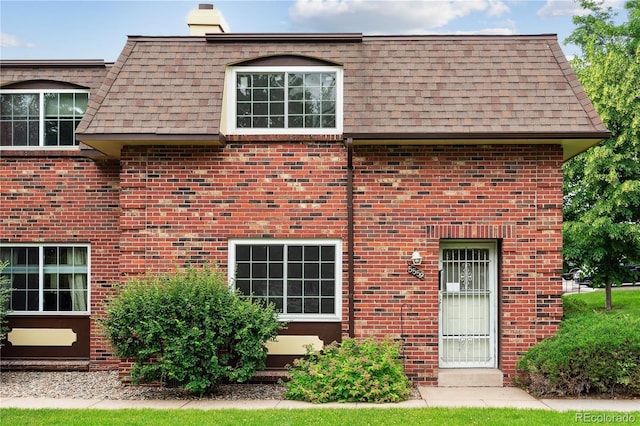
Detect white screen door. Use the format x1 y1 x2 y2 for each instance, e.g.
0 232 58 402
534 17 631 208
439 241 497 368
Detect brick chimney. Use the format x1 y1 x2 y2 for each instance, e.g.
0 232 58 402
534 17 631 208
187 3 228 35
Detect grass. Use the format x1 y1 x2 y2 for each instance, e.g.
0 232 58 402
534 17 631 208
1 407 629 426
563 288 640 319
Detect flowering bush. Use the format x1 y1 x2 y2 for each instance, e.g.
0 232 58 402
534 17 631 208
284 337 412 403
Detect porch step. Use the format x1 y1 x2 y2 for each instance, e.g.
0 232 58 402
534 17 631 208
438 368 503 387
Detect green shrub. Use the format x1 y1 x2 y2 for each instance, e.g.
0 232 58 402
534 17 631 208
0 261 11 347
515 313 640 397
102 266 282 395
284 337 412 403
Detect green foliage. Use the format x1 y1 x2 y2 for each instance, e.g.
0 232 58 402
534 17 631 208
563 0 640 310
101 266 282 395
516 292 640 397
284 337 412 403
0 261 11 347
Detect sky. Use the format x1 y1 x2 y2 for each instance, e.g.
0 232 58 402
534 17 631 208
0 0 630 62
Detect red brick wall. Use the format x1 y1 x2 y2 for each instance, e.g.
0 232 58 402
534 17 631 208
0 153 120 368
351 144 564 384
2 142 563 384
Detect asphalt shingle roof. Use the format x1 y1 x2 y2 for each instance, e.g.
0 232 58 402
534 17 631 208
75 34 607 140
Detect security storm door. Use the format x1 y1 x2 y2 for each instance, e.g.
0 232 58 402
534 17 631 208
439 242 497 368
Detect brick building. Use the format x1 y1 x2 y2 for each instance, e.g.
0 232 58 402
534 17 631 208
0 5 609 385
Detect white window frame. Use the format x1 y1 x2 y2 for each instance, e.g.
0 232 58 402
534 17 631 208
228 239 342 322
2 243 91 315
0 89 89 149
224 66 343 136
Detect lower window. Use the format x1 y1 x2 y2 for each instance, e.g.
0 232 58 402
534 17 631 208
228 239 342 321
1 245 89 313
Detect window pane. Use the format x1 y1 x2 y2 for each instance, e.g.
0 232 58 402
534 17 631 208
304 246 319 261
253 88 268 102
304 298 319 313
44 291 57 311
288 280 302 296
75 93 88 113
271 116 284 128
304 280 319 296
253 117 268 127
270 102 284 116
288 246 303 261
252 263 267 278
237 116 251 128
321 263 334 278
59 121 75 145
321 281 335 296
45 247 57 265
11 290 26 311
253 280 267 296
288 263 302 278
13 274 26 289
253 245 267 261
288 101 303 115
321 298 335 314
288 298 302 313
269 263 283 278
237 280 251 295
44 93 59 116
269 280 283 296
304 263 319 278
236 263 250 278
288 73 303 87
269 246 283 261
237 103 251 116
254 102 268 115
272 298 283 312
236 245 250 261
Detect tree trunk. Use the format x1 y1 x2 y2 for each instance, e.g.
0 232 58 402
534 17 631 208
605 281 612 311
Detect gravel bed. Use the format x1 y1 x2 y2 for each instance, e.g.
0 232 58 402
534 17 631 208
0 371 286 400
1 371 421 401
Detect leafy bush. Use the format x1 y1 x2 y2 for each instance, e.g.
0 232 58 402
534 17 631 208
0 261 11 347
102 266 282 395
515 313 640 397
284 337 412 403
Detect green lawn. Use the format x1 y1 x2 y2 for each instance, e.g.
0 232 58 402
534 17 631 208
563 288 640 319
3 407 633 426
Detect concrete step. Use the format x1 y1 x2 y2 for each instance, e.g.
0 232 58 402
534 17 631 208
438 368 503 387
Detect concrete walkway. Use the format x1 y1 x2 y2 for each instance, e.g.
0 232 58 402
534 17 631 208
1 387 639 411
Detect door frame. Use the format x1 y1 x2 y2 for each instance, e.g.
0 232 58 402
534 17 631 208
438 240 498 368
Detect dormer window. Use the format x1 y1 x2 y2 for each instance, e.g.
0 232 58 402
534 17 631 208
224 61 343 136
1 89 89 148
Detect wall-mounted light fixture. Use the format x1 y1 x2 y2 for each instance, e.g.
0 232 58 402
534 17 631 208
411 250 422 265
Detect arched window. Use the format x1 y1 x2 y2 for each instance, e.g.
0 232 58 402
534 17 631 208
1 81 89 148
223 55 343 136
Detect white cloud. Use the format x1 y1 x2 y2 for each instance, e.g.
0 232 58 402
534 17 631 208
0 32 35 48
537 0 625 18
289 0 510 33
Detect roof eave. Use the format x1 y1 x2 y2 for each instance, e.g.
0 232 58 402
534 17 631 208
344 131 612 161
77 133 225 159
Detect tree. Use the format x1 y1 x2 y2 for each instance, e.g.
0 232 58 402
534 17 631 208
563 0 640 310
